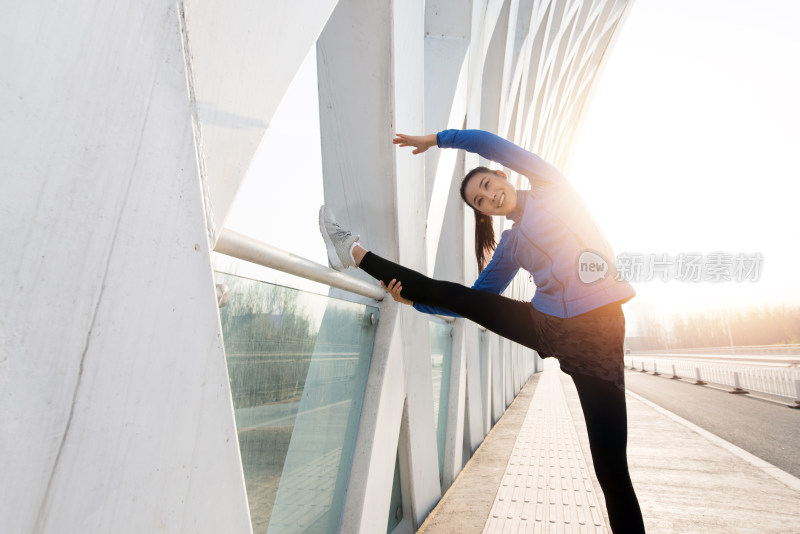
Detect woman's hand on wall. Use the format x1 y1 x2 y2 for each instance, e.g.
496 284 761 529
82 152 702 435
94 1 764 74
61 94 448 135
393 133 437 155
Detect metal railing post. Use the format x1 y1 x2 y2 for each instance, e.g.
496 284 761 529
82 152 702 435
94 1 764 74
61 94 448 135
793 379 800 409
671 364 680 380
694 367 706 385
729 371 748 394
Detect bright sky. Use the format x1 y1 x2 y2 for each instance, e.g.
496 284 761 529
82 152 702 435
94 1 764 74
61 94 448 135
223 0 800 318
220 48 328 295
569 0 800 321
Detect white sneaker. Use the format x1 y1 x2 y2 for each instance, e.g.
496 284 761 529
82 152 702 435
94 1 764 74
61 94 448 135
319 205 359 270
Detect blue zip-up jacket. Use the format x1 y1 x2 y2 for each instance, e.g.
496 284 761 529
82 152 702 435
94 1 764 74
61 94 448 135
414 129 635 319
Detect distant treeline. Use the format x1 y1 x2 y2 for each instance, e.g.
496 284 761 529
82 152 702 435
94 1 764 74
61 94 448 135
638 304 800 350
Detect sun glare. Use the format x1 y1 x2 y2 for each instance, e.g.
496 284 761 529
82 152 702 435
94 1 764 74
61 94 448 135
568 0 800 330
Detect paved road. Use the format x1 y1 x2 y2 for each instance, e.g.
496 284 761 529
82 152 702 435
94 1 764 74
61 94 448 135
624 369 800 479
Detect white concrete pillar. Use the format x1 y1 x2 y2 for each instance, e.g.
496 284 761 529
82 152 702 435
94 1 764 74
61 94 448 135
505 338 514 407
340 301 407 533
317 0 440 528
492 335 505 422
463 322 486 450
480 330 493 434
443 320 467 490
0 3 249 532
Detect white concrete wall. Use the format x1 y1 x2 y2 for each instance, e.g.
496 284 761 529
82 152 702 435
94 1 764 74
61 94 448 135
0 2 249 533
0 0 633 532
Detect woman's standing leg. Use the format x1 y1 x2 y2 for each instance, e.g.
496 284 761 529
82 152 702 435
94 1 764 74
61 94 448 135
570 373 645 533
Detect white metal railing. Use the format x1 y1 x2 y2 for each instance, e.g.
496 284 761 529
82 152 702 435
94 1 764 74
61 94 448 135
625 357 800 404
214 228 385 301
634 344 800 356
215 229 468 326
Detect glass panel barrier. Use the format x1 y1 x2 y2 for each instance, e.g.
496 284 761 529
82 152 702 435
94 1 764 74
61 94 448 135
215 272 378 534
386 453 403 533
429 320 453 478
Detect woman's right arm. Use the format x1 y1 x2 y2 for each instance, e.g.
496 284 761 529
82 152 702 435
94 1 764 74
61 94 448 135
436 129 567 185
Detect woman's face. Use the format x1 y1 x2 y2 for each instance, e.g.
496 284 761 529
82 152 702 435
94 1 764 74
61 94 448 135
464 171 517 216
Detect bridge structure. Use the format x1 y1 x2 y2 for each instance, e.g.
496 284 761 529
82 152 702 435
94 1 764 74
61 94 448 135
4 1 654 532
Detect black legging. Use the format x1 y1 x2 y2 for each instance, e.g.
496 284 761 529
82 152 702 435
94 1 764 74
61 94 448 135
360 251 645 533
571 373 644 533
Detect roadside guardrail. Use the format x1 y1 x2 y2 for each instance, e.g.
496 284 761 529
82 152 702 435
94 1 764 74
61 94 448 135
625 357 800 407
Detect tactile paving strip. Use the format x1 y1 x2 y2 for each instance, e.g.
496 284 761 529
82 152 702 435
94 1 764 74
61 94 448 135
483 362 609 534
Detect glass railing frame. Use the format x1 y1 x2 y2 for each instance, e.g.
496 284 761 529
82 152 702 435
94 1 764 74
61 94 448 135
214 270 380 532
213 226 536 533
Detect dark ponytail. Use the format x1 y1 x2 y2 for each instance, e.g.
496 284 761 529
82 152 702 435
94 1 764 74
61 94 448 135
473 212 496 272
460 166 498 273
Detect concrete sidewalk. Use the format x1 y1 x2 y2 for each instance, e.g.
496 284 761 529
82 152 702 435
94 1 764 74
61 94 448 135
418 361 800 533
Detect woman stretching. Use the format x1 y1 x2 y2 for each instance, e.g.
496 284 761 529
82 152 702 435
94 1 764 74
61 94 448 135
319 129 645 533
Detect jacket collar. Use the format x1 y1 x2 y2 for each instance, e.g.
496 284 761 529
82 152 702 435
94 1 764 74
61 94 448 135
506 189 528 224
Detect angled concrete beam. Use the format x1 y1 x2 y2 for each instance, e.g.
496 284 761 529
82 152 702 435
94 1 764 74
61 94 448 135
182 0 339 242
340 301 406 533
424 0 472 276
480 0 512 133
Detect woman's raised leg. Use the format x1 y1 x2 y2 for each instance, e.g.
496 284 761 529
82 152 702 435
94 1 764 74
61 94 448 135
319 205 542 350
358 250 543 350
